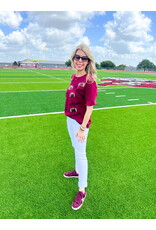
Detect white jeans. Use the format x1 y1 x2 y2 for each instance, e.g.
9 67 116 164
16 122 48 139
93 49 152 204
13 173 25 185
67 116 89 188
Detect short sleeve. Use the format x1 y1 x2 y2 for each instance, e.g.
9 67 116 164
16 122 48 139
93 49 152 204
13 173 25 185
85 80 98 106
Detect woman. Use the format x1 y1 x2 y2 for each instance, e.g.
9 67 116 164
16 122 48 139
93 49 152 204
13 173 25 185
64 44 98 210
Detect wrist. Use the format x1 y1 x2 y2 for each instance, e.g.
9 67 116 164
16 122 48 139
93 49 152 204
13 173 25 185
80 125 86 131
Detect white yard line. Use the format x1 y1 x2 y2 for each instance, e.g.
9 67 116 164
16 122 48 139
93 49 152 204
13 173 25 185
0 82 66 84
0 111 63 120
115 95 126 97
94 103 156 111
0 103 156 120
26 69 68 82
105 92 115 94
128 99 140 101
98 86 156 90
0 89 66 93
98 87 129 90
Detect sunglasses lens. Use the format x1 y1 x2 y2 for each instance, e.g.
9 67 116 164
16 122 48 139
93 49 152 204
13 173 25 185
82 56 88 61
74 55 80 61
74 55 89 61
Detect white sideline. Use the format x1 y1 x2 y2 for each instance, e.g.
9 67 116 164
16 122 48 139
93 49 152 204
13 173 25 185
0 103 155 120
93 103 156 111
0 111 63 120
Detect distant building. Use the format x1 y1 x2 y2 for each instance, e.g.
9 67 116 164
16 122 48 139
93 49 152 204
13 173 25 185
0 59 66 69
38 60 66 68
19 59 38 68
0 62 11 67
20 59 66 68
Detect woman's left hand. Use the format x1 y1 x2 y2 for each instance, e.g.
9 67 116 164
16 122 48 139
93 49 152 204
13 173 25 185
76 129 86 142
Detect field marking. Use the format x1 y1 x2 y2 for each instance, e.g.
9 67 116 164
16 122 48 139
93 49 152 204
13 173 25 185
98 87 130 90
26 69 68 82
105 92 115 94
0 88 128 93
0 77 66 79
93 103 156 111
98 86 156 90
128 99 139 101
0 111 63 120
0 82 67 84
115 95 126 97
0 89 66 93
0 103 156 120
0 86 154 94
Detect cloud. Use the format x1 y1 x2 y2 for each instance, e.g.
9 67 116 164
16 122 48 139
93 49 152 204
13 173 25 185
5 30 26 47
0 10 155 66
0 11 22 28
25 11 97 51
0 29 6 50
102 11 153 55
0 11 99 61
0 29 5 38
28 11 96 30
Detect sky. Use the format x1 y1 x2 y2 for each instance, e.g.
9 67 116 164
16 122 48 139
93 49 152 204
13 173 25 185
0 9 156 66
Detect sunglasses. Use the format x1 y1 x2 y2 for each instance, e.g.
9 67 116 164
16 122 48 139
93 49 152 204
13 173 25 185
73 54 89 62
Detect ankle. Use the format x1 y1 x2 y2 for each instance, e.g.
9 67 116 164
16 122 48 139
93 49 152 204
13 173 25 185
79 188 85 193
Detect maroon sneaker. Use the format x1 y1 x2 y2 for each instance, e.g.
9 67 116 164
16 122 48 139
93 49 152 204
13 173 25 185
63 170 79 178
72 191 87 210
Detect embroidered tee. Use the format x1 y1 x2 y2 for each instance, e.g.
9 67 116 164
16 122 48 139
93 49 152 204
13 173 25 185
64 73 98 128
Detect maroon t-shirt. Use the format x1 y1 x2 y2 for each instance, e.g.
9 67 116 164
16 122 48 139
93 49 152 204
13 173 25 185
64 73 98 128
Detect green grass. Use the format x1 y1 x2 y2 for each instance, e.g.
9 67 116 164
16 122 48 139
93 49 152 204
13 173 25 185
0 68 156 219
0 106 155 219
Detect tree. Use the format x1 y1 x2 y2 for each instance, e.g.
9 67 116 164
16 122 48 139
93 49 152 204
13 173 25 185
13 61 17 66
137 59 155 71
17 61 21 66
65 59 71 67
100 60 116 69
117 64 126 70
95 62 101 69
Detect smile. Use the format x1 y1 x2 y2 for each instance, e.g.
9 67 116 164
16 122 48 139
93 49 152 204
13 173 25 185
76 63 84 66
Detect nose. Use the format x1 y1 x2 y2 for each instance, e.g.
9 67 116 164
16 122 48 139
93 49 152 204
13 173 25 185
78 57 83 62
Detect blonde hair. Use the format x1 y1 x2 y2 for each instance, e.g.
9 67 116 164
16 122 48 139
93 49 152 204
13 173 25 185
71 43 97 82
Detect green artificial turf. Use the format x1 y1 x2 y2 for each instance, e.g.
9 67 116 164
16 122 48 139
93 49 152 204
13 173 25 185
0 91 66 117
97 70 156 80
0 68 155 219
0 87 156 118
0 105 155 219
0 82 68 92
1 68 156 81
